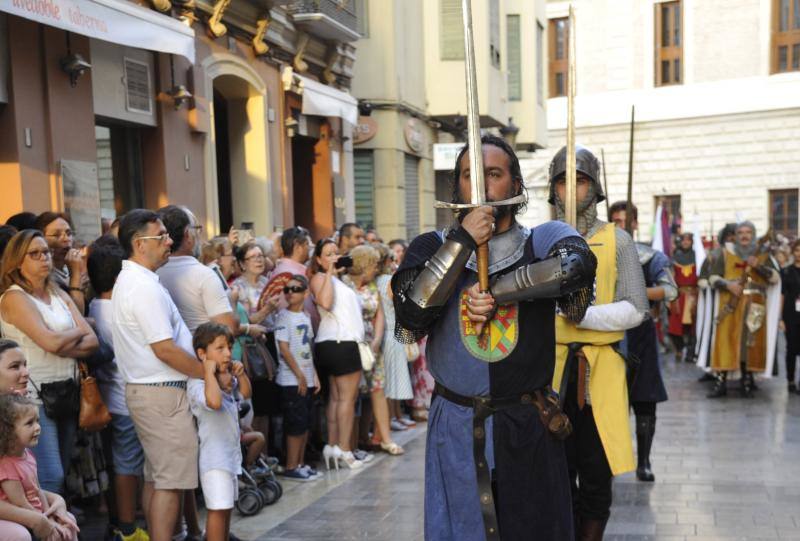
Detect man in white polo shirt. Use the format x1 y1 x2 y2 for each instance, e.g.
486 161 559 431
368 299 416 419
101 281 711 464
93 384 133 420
112 209 204 541
156 205 238 333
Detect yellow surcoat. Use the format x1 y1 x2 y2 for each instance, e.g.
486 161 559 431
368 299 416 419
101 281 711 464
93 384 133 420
552 223 635 476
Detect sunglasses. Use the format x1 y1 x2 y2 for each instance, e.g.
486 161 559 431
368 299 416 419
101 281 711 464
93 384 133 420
283 285 307 294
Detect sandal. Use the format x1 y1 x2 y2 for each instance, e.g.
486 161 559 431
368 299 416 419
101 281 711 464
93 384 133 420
380 441 405 455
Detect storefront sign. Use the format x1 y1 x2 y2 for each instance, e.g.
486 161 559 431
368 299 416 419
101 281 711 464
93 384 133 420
0 0 195 62
433 142 465 170
352 116 378 145
404 118 426 154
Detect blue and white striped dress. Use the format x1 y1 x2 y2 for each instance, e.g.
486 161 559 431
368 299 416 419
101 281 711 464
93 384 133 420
376 274 414 400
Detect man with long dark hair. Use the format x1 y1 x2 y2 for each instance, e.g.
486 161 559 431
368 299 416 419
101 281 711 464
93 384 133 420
392 134 597 540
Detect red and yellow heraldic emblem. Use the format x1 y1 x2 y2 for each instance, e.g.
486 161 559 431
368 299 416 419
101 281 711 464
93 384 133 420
459 289 519 363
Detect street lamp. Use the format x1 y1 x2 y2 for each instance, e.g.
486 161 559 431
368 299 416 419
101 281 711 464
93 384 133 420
60 33 91 87
499 117 520 148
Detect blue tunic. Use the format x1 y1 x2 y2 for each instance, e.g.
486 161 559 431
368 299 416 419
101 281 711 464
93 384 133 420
400 222 578 541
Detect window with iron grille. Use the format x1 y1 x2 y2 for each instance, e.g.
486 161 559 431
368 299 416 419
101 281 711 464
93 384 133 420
770 189 799 239
548 17 568 98
654 1 683 87
772 0 800 72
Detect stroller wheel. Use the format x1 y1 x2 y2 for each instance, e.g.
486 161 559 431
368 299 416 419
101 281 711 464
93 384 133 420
235 487 264 516
258 478 281 505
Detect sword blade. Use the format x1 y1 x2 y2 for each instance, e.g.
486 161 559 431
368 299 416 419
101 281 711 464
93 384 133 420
565 5 577 228
462 0 485 206
462 0 490 293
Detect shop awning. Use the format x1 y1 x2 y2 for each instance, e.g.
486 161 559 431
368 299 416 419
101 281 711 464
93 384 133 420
299 75 358 125
0 0 195 62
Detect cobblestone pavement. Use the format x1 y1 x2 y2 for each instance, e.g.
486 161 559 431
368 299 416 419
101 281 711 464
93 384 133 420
238 356 800 540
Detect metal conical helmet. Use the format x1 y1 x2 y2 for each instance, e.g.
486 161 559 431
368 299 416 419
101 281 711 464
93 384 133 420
547 144 604 204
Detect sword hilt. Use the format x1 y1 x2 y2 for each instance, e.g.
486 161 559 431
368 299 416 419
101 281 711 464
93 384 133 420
477 243 490 292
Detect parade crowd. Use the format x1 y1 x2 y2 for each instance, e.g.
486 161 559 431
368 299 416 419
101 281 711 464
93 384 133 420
0 140 797 541
0 209 431 541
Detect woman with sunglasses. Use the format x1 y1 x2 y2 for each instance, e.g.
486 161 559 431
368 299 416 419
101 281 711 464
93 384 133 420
0 230 98 495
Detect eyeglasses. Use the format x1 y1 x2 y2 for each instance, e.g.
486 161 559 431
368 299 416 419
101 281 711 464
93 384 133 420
283 285 307 294
45 230 73 240
135 233 171 243
26 249 52 261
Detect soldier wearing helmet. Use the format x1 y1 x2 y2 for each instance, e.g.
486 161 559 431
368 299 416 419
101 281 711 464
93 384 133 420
548 144 649 540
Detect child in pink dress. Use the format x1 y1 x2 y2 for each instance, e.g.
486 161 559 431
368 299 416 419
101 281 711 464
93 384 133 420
0 394 78 540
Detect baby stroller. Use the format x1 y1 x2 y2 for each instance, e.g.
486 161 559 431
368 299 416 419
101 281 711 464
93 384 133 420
235 402 283 516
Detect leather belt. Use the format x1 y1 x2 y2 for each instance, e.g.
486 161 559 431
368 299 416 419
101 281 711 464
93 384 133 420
433 382 569 541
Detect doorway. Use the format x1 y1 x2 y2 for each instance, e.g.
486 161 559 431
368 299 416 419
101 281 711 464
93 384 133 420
292 135 317 235
213 90 233 233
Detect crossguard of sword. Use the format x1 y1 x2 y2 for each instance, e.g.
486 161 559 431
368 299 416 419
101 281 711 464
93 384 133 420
432 193 526 209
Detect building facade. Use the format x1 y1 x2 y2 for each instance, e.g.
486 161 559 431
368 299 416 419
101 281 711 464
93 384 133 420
0 0 362 243
520 0 800 242
351 0 547 241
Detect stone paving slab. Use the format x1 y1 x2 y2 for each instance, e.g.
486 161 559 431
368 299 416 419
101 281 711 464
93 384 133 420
252 354 800 540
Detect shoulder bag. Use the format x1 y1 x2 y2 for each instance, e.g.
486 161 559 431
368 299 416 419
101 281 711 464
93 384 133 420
242 336 276 382
78 362 112 432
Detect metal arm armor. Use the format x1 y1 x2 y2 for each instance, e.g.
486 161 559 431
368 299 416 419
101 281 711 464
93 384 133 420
407 232 473 309
491 246 596 304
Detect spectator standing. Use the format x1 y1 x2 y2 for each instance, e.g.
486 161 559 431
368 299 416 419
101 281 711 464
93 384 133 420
0 230 98 493
86 237 149 541
387 240 407 272
344 246 403 456
274 275 321 481
111 210 203 541
262 227 317 326
310 239 364 469
373 245 414 429
156 206 238 334
231 242 281 453
156 206 241 539
337 223 365 255
187 323 251 541
35 213 86 314
781 240 800 394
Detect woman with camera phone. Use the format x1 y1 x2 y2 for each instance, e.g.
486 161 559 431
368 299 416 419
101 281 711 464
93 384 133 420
309 239 364 470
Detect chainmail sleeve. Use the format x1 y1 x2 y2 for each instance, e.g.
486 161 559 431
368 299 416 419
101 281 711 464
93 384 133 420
552 236 597 323
613 227 649 314
391 231 450 344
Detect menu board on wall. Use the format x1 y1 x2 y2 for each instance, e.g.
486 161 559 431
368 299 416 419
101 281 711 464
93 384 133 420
60 160 102 247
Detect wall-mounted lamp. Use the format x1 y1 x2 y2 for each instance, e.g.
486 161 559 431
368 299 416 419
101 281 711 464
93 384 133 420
499 116 520 148
357 100 373 117
60 33 91 87
168 54 193 109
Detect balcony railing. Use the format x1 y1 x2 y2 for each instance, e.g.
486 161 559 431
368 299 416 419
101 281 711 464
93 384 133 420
286 0 360 42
